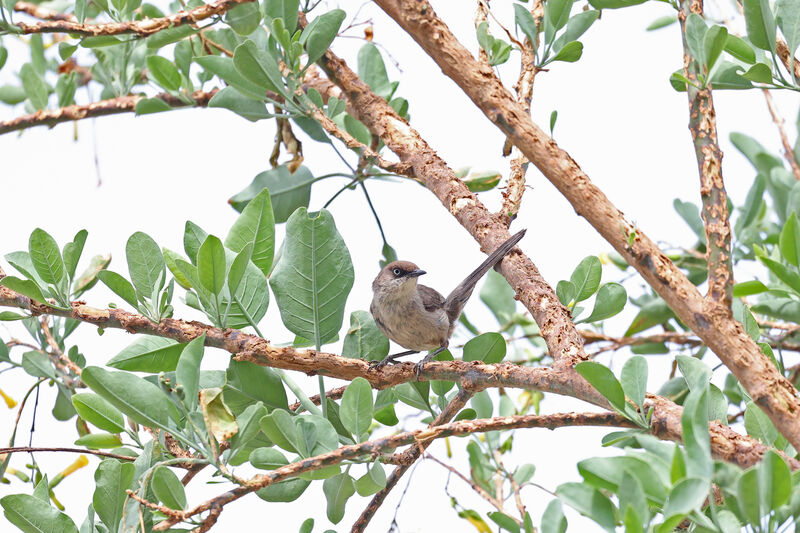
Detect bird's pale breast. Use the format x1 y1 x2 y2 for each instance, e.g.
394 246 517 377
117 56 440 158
370 293 449 351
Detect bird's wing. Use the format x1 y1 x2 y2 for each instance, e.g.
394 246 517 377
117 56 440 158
417 284 446 312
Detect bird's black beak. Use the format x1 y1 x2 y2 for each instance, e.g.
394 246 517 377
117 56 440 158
407 269 426 278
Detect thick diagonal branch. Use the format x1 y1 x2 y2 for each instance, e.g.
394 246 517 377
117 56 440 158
679 0 732 307
0 90 218 136
371 0 800 452
14 0 253 36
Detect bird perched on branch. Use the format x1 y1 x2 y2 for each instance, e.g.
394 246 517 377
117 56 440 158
370 229 526 374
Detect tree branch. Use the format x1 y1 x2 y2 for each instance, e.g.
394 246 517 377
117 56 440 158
0 89 219 136
679 0 732 307
0 266 789 470
13 0 253 36
154 411 634 530
371 0 800 452
0 446 135 461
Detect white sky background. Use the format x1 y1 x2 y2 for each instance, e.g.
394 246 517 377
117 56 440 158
1 0 799 531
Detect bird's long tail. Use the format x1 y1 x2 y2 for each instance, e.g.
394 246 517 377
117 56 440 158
444 229 527 323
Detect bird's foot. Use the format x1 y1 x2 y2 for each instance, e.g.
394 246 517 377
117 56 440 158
413 360 426 380
369 350 419 370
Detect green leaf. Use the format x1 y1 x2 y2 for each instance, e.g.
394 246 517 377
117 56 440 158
72 393 125 433
570 256 602 302
228 243 253 296
224 359 288 414
1 494 79 533
647 15 678 31
488 512 521 533
663 477 709 520
556 280 576 306
682 388 713 480
673 199 705 243
303 9 346 65
250 447 288 469
226 1 261 35
146 55 181 92
550 41 583 63
463 332 506 364
208 87 272 121
229 165 316 223
340 377 373 438
556 482 617 531
97 271 139 309
587 0 647 9
233 40 284 95
260 409 302 454
577 282 626 323
269 208 354 347
575 361 627 413
358 43 390 91
0 85 27 105
322 473 356 524
126 231 165 300
226 188 275 277
197 236 227 296
82 367 179 430
620 356 647 408
743 0 777 51
676 355 711 392
760 449 791 510
724 35 757 63
176 333 205 410
514 4 539 45
355 461 386 496
685 14 707 65
480 269 516 323
256 478 310 502
759 255 800 294
29 228 66 287
62 229 87 281
20 64 48 111
745 400 778 445
732 280 768 297
703 25 728 70
776 0 800 57
74 433 123 449
342 310 390 360
395 382 431 412
194 55 267 101
780 213 800 266
22 351 56 379
152 466 186 510
738 468 761 525
263 0 299 32
541 499 567 533
545 0 573 34
228 402 269 465
0 46 6 71
93 460 135 532
107 336 184 372
742 62 773 83
0 276 48 305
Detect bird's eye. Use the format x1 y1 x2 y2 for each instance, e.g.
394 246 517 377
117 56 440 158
392 268 402 276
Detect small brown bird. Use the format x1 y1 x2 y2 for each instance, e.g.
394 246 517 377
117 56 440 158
370 229 526 373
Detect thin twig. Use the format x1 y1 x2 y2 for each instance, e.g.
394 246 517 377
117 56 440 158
762 89 800 181
15 0 252 36
0 89 218 136
0 446 136 461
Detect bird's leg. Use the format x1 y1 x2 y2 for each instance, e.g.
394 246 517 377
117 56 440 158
369 350 419 369
413 346 447 379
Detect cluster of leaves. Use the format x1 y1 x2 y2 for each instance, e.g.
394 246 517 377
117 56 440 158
671 0 800 91
564 356 800 533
